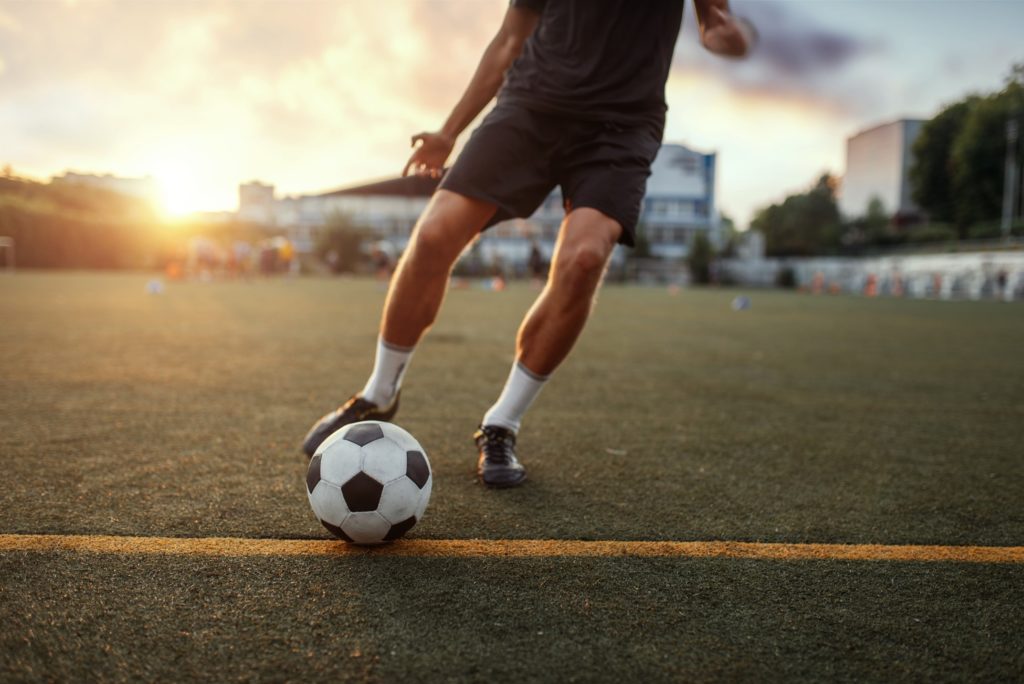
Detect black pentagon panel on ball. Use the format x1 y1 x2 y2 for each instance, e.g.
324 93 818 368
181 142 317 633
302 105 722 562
341 471 384 512
306 454 322 494
406 450 430 489
343 423 385 447
383 516 417 541
321 519 353 542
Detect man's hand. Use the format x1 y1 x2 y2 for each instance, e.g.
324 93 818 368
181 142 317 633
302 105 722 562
402 131 456 178
401 6 537 179
699 5 755 58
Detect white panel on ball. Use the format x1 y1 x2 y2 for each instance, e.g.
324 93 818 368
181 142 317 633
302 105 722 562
318 440 363 486
342 511 392 544
378 477 421 524
360 437 408 484
316 426 353 455
308 481 349 527
381 422 425 453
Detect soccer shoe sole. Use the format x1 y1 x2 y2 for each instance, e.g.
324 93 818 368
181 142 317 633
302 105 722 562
479 468 528 488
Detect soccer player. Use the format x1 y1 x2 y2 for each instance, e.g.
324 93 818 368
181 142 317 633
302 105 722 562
303 0 753 486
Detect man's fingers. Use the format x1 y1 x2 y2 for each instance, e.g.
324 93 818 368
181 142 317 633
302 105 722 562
402 157 417 177
410 132 427 147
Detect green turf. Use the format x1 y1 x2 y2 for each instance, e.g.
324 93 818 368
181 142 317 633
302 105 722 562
3 552 1023 682
1 271 1021 544
1 271 1023 681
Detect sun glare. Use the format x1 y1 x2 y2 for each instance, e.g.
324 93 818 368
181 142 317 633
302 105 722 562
156 165 204 217
152 158 229 218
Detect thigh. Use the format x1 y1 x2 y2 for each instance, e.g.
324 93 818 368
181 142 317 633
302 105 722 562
410 189 499 256
439 102 561 227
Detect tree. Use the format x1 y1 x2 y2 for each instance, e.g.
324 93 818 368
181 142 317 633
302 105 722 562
717 212 738 257
750 174 841 256
862 195 892 244
910 64 1024 232
316 213 368 274
910 98 977 228
951 70 1024 227
687 232 712 284
632 222 652 258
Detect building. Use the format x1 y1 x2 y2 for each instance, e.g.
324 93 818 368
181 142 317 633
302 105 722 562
839 119 924 222
639 143 718 257
255 141 719 264
51 171 159 204
273 176 438 254
238 181 276 225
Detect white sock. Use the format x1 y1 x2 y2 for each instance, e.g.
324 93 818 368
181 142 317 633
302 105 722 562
482 361 549 433
361 337 414 407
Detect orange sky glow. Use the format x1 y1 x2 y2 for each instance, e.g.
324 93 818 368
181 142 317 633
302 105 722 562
1 0 1022 226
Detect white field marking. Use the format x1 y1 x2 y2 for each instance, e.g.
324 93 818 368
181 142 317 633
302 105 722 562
0 534 1023 563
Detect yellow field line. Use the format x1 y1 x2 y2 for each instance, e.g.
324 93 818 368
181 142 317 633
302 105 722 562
1 534 1022 563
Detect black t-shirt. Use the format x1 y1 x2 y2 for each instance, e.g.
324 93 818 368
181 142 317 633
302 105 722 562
501 0 684 126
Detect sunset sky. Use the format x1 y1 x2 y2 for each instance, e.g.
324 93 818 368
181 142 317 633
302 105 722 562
1 0 1022 226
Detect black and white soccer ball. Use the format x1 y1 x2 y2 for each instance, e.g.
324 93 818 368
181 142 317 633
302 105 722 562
306 420 432 544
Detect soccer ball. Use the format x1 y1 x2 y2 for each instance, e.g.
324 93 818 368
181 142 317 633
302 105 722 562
306 421 432 544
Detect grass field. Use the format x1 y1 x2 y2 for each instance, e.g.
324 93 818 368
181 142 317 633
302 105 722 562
1 271 1023 681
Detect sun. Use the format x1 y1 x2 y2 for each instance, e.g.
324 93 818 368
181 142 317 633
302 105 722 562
152 157 228 217
154 163 205 217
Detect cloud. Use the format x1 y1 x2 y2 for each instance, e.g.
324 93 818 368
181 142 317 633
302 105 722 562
0 6 20 32
10 0 981 220
738 1 868 76
0 0 512 206
674 0 881 114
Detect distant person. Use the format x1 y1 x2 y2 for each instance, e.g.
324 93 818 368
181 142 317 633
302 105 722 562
325 249 340 274
371 244 394 282
528 239 545 284
303 0 754 487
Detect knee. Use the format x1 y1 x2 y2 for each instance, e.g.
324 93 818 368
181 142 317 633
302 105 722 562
408 217 462 268
553 241 610 289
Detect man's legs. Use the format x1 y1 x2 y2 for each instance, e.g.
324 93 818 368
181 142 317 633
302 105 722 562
517 207 621 376
477 208 621 485
303 189 494 456
380 190 496 348
359 189 495 405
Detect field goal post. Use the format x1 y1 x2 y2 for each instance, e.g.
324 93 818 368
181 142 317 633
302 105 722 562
0 237 14 272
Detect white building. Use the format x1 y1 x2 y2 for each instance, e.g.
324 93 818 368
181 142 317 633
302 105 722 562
269 176 436 254
238 181 276 225
641 143 719 257
51 171 159 204
255 142 719 264
839 119 924 221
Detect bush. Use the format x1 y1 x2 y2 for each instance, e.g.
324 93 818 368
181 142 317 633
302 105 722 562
967 219 1024 239
907 224 958 243
967 221 1003 240
776 266 796 288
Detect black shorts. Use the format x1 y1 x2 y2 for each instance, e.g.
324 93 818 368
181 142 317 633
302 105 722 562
438 101 663 247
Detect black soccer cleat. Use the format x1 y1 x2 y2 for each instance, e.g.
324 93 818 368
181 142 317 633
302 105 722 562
302 393 400 458
474 424 527 488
